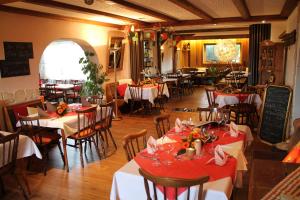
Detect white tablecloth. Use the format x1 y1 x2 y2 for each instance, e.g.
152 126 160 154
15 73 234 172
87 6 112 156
0 131 42 167
110 125 253 200
215 93 262 110
124 85 169 105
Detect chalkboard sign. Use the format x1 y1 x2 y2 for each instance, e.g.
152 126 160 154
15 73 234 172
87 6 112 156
3 42 33 60
0 60 30 78
258 85 292 144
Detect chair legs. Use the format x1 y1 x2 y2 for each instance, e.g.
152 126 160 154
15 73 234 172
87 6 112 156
12 173 29 200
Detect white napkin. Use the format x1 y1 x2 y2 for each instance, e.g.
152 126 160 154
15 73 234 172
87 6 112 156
206 145 228 166
156 136 176 145
229 122 239 138
146 136 157 154
175 118 183 133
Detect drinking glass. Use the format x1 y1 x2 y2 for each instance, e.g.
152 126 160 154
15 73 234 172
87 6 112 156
151 145 161 167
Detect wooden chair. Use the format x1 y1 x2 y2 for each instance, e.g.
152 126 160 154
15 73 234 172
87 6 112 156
66 83 81 103
0 133 28 199
153 114 170 138
139 168 209 200
154 82 166 110
68 106 101 168
19 115 64 175
205 87 218 120
95 102 117 153
122 129 147 161
90 95 104 105
45 83 64 103
128 84 144 114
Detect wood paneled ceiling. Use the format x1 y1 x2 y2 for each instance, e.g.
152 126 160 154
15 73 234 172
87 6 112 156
0 0 298 33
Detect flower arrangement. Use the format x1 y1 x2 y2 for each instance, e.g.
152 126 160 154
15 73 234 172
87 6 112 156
56 102 68 116
181 128 201 149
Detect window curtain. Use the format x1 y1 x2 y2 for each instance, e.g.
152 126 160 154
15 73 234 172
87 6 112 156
39 40 87 81
129 32 143 83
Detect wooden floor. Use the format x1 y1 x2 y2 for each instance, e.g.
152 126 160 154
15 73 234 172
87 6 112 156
2 87 252 200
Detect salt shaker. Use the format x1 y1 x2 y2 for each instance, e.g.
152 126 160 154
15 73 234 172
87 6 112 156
194 139 202 156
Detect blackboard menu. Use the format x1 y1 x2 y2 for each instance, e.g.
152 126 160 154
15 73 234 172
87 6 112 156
3 42 33 60
258 85 292 144
0 60 30 78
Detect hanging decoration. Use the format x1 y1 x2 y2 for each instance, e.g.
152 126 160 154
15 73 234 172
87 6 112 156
124 24 138 41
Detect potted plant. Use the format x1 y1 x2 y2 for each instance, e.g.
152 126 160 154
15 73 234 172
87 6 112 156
79 51 109 98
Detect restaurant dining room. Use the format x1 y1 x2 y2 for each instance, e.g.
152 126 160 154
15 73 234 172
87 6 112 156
1 0 300 199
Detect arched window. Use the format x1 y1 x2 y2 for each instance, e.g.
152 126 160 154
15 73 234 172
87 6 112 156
39 40 87 81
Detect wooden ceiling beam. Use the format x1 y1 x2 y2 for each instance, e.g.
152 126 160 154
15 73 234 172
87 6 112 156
24 0 145 25
167 0 213 21
175 27 249 34
151 15 287 27
0 0 20 4
181 34 249 40
0 5 122 28
231 0 250 19
280 0 299 17
109 0 178 22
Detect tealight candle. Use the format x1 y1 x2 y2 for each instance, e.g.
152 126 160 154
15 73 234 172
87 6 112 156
186 148 195 160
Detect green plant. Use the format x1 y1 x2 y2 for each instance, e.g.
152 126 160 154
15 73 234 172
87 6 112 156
79 51 108 96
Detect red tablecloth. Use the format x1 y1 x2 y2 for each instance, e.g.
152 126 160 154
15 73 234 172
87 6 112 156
134 127 245 199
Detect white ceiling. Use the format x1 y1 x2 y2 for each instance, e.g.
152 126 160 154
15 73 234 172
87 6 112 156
3 0 289 30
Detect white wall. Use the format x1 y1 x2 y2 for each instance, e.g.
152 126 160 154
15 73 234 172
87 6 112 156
271 21 287 42
0 11 130 103
161 39 174 74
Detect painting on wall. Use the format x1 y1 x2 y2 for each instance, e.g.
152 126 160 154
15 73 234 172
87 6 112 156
203 43 241 64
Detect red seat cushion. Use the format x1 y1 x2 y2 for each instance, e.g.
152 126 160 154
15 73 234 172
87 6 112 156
12 105 28 121
117 84 128 98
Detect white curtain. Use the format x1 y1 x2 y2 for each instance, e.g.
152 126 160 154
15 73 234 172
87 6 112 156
39 40 87 81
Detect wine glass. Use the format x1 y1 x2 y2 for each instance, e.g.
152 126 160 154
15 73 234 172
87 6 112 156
151 145 161 167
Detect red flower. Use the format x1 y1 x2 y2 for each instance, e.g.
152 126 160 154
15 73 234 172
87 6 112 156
192 133 200 139
182 142 189 149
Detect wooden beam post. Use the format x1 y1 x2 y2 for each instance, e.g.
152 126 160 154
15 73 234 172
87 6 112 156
167 0 213 21
280 0 299 17
231 0 250 19
110 0 178 22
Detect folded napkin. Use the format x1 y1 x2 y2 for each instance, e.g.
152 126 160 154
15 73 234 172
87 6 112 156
229 122 239 138
81 97 91 107
46 102 57 112
206 145 228 166
175 118 183 133
146 136 157 154
37 107 50 117
156 136 176 145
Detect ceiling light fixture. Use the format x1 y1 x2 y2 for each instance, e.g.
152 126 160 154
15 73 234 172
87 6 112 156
262 20 266 24
84 0 94 5
213 24 217 26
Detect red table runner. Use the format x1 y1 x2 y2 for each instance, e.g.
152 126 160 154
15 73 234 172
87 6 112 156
134 127 245 199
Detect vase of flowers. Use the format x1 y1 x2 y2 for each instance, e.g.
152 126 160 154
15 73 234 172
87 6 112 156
56 102 68 116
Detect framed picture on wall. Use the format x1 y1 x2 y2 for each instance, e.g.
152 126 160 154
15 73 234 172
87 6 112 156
203 43 242 64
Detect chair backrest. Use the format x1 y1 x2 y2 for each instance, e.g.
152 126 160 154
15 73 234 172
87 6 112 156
98 101 114 128
45 83 57 95
197 107 211 121
205 87 216 107
139 168 209 200
153 114 170 138
75 106 97 139
90 95 104 105
0 133 19 174
157 82 165 97
128 84 143 101
18 115 45 145
122 129 147 161
4 99 44 132
243 93 256 105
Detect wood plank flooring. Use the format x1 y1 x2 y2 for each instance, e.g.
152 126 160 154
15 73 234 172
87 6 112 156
2 87 250 200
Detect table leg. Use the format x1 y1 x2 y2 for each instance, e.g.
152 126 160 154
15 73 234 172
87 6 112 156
61 130 69 172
